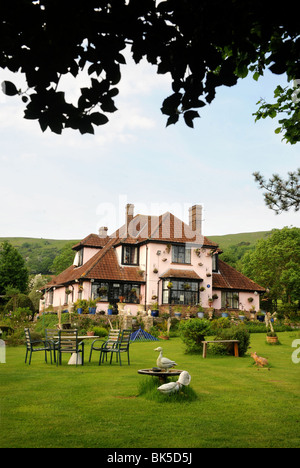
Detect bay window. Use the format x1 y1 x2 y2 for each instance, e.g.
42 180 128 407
162 279 199 305
91 281 141 304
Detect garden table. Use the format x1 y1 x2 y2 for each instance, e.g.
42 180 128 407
54 335 99 365
201 340 239 358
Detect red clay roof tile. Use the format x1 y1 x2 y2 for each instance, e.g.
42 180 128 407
213 259 265 292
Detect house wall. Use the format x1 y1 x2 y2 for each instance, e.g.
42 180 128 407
82 247 99 265
211 289 260 313
145 242 213 307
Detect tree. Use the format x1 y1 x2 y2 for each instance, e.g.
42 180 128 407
1 0 299 139
0 241 29 295
28 274 52 312
253 169 300 214
51 241 75 275
242 227 300 306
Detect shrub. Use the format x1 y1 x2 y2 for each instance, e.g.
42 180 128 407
210 317 231 333
93 327 108 338
276 303 299 320
213 323 250 356
179 318 211 353
4 294 35 316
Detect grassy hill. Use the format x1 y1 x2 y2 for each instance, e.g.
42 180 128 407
208 230 272 250
0 237 79 275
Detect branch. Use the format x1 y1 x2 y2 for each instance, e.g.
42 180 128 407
253 169 300 214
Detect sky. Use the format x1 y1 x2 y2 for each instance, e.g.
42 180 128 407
0 51 299 240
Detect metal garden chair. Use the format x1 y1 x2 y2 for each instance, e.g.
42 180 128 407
45 328 59 363
56 329 84 366
89 329 120 363
99 329 131 366
24 328 52 365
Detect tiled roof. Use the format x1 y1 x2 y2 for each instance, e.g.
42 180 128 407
43 237 144 288
112 212 218 247
213 259 265 292
160 268 202 280
72 233 110 250
43 210 218 290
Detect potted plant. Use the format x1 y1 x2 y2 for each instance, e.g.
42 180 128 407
88 299 97 314
76 299 88 314
87 328 95 336
151 302 159 317
174 305 182 319
221 310 229 318
197 304 205 318
107 304 114 315
238 311 245 321
99 286 108 297
257 311 265 322
208 297 213 307
266 331 279 344
158 317 171 340
153 268 158 274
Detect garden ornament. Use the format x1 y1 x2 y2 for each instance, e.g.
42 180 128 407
157 371 191 394
154 346 177 372
251 351 269 369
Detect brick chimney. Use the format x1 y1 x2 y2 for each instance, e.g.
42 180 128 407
98 226 108 238
189 205 202 234
126 203 134 228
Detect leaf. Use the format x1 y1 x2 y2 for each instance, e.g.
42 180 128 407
183 110 200 128
166 114 179 127
274 127 282 134
1 81 19 96
90 112 109 126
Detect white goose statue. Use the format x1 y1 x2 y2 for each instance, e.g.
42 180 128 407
157 371 191 394
154 347 177 372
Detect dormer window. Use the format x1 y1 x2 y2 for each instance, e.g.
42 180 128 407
78 248 83 267
73 248 83 267
212 254 218 272
122 245 139 265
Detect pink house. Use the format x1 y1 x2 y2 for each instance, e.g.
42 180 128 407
41 204 265 316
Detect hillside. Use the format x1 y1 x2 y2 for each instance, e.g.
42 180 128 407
208 230 272 250
0 231 272 276
0 237 79 275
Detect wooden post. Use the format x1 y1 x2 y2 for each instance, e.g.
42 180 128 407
202 342 207 358
234 342 239 357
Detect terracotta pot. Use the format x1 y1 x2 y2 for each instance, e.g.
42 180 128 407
266 335 278 344
87 331 95 336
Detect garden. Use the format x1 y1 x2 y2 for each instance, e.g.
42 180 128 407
1 310 300 448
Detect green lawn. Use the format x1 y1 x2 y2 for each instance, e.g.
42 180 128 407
0 332 299 448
